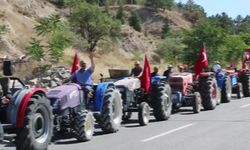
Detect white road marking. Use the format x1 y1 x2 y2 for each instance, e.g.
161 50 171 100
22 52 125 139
141 123 194 142
240 104 250 108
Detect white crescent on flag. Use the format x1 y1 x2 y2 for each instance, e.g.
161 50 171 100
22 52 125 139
201 52 207 62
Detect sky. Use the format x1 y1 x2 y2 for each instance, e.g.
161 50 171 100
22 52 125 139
175 0 250 19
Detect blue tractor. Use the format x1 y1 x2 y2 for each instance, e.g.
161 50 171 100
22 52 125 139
212 64 242 103
46 80 123 142
101 69 172 126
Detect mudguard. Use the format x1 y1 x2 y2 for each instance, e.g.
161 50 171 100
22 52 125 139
7 88 46 128
151 76 166 85
0 123 3 140
230 75 238 87
215 72 226 89
7 88 29 125
94 82 114 112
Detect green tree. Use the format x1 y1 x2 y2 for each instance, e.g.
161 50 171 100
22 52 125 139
69 2 121 51
182 21 226 65
146 0 174 10
129 10 142 32
156 37 186 63
35 15 64 36
32 15 73 62
116 4 126 24
208 12 234 34
26 38 44 60
161 18 170 38
220 35 248 64
181 0 206 24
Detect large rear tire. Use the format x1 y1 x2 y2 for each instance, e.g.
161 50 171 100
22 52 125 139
199 76 217 110
221 75 232 103
150 82 172 121
241 73 250 97
16 94 53 150
74 110 94 142
99 86 123 133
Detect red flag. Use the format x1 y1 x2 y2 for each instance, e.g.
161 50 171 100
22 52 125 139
243 49 250 69
194 46 208 78
71 53 79 74
140 55 151 94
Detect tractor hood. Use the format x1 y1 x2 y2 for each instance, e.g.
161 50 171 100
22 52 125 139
47 83 81 111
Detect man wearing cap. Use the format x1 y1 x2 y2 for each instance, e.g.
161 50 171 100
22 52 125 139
130 61 143 77
64 52 95 97
163 64 173 79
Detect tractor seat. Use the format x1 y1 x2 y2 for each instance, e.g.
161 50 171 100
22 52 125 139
0 77 11 97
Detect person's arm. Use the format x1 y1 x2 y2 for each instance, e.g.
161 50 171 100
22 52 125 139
89 52 95 72
130 68 135 77
136 67 143 77
63 73 75 84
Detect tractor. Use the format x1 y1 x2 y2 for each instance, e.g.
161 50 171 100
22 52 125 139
0 59 53 150
46 78 123 141
168 73 201 113
238 49 250 97
211 63 233 103
101 69 172 126
169 72 220 113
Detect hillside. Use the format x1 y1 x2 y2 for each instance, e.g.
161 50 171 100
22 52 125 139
0 0 192 79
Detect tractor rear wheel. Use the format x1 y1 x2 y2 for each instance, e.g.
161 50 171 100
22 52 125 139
241 73 250 97
221 75 232 103
150 82 172 121
16 94 53 150
99 86 123 133
138 102 150 126
74 110 94 142
199 76 217 110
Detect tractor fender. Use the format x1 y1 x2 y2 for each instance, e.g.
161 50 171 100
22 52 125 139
151 76 167 85
7 88 30 125
230 74 238 87
94 82 114 112
215 72 227 89
15 88 46 128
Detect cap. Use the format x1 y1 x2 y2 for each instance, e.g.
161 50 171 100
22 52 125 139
135 61 140 65
168 64 173 68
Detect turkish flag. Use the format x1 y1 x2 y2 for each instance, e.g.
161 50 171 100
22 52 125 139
194 46 208 78
140 55 151 94
71 52 79 74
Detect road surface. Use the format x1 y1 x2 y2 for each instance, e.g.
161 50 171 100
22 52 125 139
1 96 250 150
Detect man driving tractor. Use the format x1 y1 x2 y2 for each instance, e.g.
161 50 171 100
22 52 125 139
64 52 95 98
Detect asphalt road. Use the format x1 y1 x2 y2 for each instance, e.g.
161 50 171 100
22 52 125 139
1 95 250 150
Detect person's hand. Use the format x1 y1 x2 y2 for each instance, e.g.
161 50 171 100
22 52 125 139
89 52 95 59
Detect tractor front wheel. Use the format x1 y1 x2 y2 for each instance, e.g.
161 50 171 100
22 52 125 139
193 92 201 113
138 102 150 126
74 110 94 142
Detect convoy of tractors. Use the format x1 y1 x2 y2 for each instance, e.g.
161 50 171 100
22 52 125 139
1 49 250 150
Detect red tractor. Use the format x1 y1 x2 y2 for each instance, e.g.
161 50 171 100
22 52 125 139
0 59 53 150
238 49 250 97
169 72 220 113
